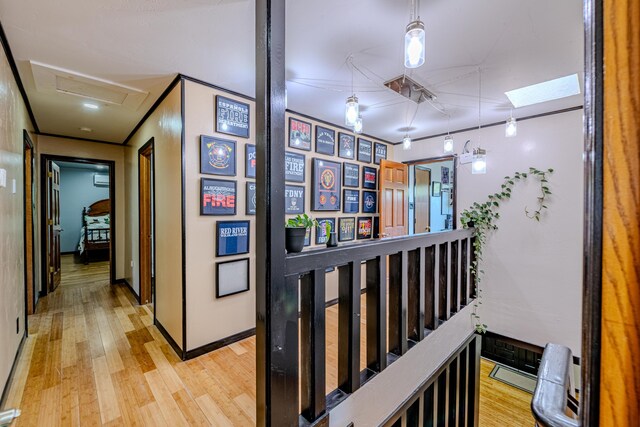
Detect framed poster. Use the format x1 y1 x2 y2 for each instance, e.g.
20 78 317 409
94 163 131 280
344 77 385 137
285 152 306 183
374 142 387 165
245 144 256 178
362 166 377 189
200 135 236 176
338 133 356 160
357 138 372 163
373 216 380 239
216 95 250 138
362 190 377 214
288 117 312 151
441 166 450 184
201 178 236 215
216 220 250 257
343 163 359 188
216 258 250 298
246 182 256 215
432 181 441 197
343 189 359 213
315 218 335 244
357 217 373 240
312 158 342 211
304 228 311 247
285 185 305 214
315 126 335 155
338 217 356 242
441 189 453 215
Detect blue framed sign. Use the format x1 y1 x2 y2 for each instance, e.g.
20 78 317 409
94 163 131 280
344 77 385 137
285 185 305 214
374 142 387 165
312 158 341 211
285 152 306 183
200 135 236 176
201 178 236 215
315 126 336 155
216 95 250 138
245 144 256 178
338 132 355 160
357 138 372 163
315 218 336 244
362 190 377 214
362 166 377 189
246 182 256 215
343 163 359 188
343 189 359 213
216 220 250 257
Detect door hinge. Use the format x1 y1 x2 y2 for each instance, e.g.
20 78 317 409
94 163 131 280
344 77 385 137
47 172 53 178
48 219 53 225
49 266 54 273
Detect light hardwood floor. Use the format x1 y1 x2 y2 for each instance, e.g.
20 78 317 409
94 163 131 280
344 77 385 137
5 257 534 426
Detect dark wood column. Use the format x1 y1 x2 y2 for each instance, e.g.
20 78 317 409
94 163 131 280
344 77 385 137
255 0 295 426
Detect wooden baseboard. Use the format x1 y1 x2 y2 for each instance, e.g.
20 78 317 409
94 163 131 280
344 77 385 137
0 332 26 409
184 328 256 360
114 278 140 304
155 320 184 360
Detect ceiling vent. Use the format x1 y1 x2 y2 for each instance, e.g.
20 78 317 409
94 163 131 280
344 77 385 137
384 74 437 104
30 61 149 111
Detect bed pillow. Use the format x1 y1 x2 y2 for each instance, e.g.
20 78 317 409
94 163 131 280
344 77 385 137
85 214 109 225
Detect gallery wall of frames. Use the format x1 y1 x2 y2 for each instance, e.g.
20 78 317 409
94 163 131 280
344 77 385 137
183 79 393 351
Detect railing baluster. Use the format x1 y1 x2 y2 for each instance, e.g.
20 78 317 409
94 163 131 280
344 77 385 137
423 382 435 427
458 347 468 427
448 354 459 426
436 368 447 427
425 245 436 331
467 336 481 427
438 243 448 323
408 248 425 342
300 269 326 423
389 251 409 356
338 260 361 393
366 256 387 372
450 240 459 315
460 238 468 307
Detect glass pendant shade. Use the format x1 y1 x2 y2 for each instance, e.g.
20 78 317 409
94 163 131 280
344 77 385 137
345 96 359 127
402 136 412 150
404 20 425 68
443 135 454 153
472 149 487 174
353 116 363 134
505 117 517 137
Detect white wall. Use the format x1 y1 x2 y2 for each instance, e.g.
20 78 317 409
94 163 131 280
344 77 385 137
394 109 584 356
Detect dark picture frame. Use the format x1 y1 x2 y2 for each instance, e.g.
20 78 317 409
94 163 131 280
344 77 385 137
200 135 236 176
343 163 359 188
246 181 256 215
312 158 342 211
216 258 250 298
288 117 312 151
441 166 450 185
215 95 250 139
245 144 256 178
362 190 377 214
338 132 356 160
357 217 373 240
216 220 250 257
374 142 387 165
285 151 306 183
315 218 336 244
201 178 237 216
343 189 359 214
357 138 372 163
362 166 377 190
338 217 356 242
285 185 305 214
315 126 336 155
441 188 452 215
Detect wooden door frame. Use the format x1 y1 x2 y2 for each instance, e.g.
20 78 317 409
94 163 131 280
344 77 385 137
405 155 457 230
39 154 116 294
138 137 155 309
23 131 35 330
413 165 431 234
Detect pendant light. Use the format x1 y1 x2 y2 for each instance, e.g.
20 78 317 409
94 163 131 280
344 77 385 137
443 115 453 153
402 135 412 150
404 0 425 69
353 116 363 134
505 115 517 137
345 57 359 127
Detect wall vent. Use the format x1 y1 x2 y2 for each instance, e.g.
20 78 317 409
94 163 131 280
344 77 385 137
384 75 437 104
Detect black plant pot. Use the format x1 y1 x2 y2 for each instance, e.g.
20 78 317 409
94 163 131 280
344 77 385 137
285 227 306 253
326 232 338 248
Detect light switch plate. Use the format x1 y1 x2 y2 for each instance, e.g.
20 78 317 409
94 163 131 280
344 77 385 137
459 153 473 164
0 168 6 187
11 179 16 194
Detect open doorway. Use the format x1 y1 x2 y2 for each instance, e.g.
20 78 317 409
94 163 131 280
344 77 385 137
138 138 155 306
40 155 116 294
408 156 456 235
23 131 36 318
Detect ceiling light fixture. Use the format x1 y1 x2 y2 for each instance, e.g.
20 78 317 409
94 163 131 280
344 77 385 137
345 57 359 127
353 116 363 134
83 102 99 110
505 74 581 108
403 135 412 150
505 115 517 137
472 148 487 174
404 0 425 69
444 135 454 153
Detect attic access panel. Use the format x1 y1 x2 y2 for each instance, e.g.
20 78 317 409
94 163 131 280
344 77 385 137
384 74 437 104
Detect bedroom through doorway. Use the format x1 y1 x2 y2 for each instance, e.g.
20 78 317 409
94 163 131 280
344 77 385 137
40 155 116 295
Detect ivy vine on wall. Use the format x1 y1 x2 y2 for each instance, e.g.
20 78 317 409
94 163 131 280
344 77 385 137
460 167 554 333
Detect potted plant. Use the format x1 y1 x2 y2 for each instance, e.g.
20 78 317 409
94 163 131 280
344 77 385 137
325 221 338 248
285 214 317 253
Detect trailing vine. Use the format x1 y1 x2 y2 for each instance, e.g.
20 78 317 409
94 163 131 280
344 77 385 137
460 167 554 333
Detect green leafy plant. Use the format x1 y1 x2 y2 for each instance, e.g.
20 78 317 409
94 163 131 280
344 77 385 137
286 213 318 229
460 167 554 334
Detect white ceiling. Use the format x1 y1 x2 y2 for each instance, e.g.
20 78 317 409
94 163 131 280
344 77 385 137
56 160 109 171
0 0 583 144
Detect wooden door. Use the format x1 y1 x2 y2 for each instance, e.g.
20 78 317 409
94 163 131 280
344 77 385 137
139 143 153 305
380 159 409 238
414 167 431 234
24 143 35 313
46 161 61 292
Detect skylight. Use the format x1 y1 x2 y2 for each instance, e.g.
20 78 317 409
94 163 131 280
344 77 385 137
505 74 581 108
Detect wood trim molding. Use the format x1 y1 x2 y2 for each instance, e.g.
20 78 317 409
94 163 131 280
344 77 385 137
600 0 640 424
